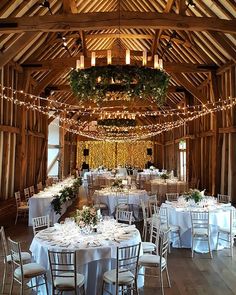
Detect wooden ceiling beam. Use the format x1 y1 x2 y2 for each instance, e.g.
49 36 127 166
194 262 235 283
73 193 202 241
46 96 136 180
62 0 77 14
176 0 188 15
80 30 87 57
62 0 88 58
22 57 217 72
171 73 207 104
0 12 235 33
151 0 176 60
164 0 176 13
151 29 162 60
63 0 87 57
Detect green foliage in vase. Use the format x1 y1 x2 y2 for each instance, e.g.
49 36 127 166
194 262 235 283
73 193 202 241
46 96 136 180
160 173 170 180
75 206 98 227
185 189 203 203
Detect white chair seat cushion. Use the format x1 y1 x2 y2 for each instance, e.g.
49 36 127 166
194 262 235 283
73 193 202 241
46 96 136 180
161 224 179 232
142 242 156 253
117 204 129 209
93 203 107 209
218 227 236 235
138 254 166 267
103 269 134 285
18 204 29 210
15 263 46 279
193 228 209 236
54 273 84 289
7 252 31 263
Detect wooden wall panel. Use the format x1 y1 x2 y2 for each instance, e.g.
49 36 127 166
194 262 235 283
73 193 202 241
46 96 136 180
0 65 48 202
163 64 236 200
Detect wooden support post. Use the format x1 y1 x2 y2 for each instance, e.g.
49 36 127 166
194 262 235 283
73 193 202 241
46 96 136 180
59 113 65 180
210 71 221 195
185 92 194 185
230 66 236 204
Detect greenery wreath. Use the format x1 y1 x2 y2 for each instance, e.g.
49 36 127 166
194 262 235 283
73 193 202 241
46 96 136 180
70 65 169 105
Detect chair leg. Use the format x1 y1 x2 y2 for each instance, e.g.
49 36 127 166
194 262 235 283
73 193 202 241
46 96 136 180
216 232 220 250
2 263 7 294
20 282 24 295
165 267 171 288
101 280 104 295
208 237 212 259
142 223 145 240
144 224 147 241
160 270 164 295
82 284 86 295
135 278 139 295
178 231 181 248
15 212 18 224
44 274 49 295
9 273 14 295
191 236 194 258
168 241 171 253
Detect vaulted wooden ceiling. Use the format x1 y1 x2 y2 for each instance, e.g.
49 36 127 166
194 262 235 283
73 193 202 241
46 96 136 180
0 0 235 125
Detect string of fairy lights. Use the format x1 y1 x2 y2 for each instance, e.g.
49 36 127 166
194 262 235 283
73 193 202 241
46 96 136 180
0 84 236 142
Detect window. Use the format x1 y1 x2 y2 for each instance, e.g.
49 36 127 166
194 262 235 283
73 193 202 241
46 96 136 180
179 140 186 181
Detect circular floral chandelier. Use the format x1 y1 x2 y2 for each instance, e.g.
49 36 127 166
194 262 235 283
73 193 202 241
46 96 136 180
70 64 169 105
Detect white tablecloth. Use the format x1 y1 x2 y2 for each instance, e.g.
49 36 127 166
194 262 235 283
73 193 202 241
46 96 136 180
94 188 149 214
28 178 74 226
162 202 232 253
84 171 112 180
30 221 142 294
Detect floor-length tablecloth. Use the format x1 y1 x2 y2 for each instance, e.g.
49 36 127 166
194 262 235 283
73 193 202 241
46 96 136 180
30 221 142 294
28 178 74 226
162 202 231 252
94 188 149 214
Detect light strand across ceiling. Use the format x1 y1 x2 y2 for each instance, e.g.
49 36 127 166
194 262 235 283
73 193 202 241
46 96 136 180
1 90 235 142
0 84 234 117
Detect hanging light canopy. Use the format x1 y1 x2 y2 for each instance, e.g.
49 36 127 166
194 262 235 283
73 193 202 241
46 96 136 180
70 64 169 105
70 50 169 106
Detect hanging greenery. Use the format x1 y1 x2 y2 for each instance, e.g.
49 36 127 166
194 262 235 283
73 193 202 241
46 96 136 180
97 118 136 127
51 177 82 215
70 65 169 105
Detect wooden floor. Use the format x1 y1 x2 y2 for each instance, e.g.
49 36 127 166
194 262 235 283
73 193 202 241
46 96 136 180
1 193 236 295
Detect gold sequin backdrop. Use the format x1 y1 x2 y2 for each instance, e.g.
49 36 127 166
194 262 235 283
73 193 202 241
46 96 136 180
77 141 154 169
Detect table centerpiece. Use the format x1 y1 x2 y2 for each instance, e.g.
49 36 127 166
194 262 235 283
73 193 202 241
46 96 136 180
75 206 98 233
184 189 203 204
111 179 124 191
160 172 170 183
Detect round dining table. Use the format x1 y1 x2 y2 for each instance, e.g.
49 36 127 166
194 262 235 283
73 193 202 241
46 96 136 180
93 188 149 215
29 219 142 294
162 201 232 253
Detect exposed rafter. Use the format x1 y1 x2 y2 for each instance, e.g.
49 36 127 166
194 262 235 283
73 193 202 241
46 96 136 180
0 32 37 68
0 12 235 33
171 73 207 104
